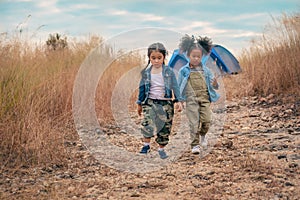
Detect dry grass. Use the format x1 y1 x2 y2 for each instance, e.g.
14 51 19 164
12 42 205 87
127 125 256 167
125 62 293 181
0 34 144 168
95 51 144 123
224 12 300 99
0 35 103 167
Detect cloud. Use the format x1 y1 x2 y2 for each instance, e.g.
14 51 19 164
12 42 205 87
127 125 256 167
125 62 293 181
35 0 61 14
232 31 262 38
231 13 269 21
37 1 56 7
2 0 298 56
160 16 230 38
10 0 32 2
108 9 165 22
68 3 96 10
110 10 129 16
179 21 212 32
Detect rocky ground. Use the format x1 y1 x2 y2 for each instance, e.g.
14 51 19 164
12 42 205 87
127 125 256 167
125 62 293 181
1 94 299 200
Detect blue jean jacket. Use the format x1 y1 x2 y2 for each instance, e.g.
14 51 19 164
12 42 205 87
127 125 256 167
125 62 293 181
177 63 220 102
136 65 182 105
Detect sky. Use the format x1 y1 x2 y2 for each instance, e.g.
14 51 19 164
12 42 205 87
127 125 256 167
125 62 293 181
0 0 299 56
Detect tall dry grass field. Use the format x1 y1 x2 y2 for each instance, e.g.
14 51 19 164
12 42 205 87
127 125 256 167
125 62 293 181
224 12 300 99
0 35 104 168
0 34 144 168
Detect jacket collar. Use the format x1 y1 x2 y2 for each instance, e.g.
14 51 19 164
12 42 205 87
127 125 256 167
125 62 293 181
146 64 167 73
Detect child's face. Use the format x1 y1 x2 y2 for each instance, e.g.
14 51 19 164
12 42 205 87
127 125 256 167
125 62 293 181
189 48 202 67
149 50 164 68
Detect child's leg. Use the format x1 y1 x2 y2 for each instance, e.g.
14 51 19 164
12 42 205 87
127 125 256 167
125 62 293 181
140 103 155 153
155 101 174 147
186 98 201 148
142 137 151 145
199 101 212 144
151 100 173 159
141 103 155 139
199 123 210 135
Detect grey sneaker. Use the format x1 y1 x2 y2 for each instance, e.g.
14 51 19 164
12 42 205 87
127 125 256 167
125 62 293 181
158 149 168 159
191 145 200 154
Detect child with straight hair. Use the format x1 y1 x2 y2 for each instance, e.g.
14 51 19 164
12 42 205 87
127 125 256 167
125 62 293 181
177 35 220 154
137 42 183 159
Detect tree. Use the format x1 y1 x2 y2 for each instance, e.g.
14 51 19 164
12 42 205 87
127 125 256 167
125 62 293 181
46 33 67 50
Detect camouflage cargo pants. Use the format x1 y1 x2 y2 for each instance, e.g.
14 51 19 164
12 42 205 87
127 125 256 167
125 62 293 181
141 99 174 146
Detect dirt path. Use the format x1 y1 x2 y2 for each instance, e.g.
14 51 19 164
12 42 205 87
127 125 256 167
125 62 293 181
1 96 299 200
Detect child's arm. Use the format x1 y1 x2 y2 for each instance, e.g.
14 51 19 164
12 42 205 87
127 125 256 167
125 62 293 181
207 69 219 89
136 77 146 116
170 69 183 112
137 104 142 116
136 77 145 105
170 70 182 102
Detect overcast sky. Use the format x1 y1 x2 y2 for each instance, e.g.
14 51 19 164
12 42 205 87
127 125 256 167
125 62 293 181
1 0 299 55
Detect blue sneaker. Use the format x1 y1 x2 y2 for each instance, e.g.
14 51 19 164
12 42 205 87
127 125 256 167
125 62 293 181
140 145 150 154
158 149 168 159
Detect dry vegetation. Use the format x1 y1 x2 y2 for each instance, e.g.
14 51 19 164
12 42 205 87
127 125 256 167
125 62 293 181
0 32 144 168
0 12 299 199
0 35 102 167
224 12 300 99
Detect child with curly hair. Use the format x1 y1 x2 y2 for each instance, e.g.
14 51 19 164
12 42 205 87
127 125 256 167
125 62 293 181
177 35 220 154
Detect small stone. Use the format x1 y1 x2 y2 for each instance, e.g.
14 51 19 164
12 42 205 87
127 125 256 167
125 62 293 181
289 154 300 161
277 155 287 159
241 126 250 130
274 173 284 178
95 128 102 134
263 179 272 184
267 94 275 100
68 186 76 192
289 187 295 191
288 163 298 168
284 109 293 114
222 140 233 148
285 182 294 187
43 181 50 187
206 171 215 175
130 192 140 197
259 97 267 103
249 111 261 117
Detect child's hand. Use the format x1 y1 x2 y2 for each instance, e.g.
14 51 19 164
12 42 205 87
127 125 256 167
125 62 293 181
211 77 218 88
175 102 183 112
137 104 142 116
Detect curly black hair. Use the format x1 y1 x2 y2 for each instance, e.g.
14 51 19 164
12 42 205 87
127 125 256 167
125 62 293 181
179 34 213 56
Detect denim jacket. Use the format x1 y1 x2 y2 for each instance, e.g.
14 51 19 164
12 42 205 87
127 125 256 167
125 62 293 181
136 64 182 105
177 63 220 102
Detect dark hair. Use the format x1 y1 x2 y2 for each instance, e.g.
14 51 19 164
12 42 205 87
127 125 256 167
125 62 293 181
146 42 168 65
179 34 213 56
